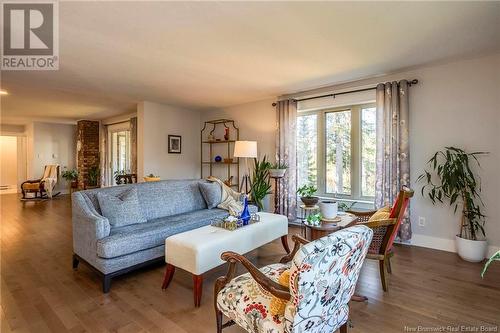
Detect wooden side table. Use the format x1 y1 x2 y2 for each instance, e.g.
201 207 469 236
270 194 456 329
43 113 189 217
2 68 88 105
299 204 319 236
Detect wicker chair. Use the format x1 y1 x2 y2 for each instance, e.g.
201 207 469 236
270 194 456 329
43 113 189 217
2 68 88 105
348 187 413 292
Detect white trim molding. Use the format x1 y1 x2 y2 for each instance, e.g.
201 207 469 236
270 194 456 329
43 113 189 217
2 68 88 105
410 233 500 258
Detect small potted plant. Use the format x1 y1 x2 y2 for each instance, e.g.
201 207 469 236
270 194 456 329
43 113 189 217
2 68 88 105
297 184 318 207
144 173 161 182
61 168 78 189
269 162 288 178
418 147 488 262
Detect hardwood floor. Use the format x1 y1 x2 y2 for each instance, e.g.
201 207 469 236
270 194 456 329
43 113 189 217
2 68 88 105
1 193 499 332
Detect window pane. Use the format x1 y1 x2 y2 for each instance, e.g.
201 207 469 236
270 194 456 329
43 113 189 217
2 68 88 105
361 107 376 197
297 115 317 188
326 111 351 194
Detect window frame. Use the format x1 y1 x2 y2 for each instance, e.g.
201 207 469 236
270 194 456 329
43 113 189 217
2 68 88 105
297 102 376 202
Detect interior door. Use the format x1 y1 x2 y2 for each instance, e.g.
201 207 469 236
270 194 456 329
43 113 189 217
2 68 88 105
108 129 131 184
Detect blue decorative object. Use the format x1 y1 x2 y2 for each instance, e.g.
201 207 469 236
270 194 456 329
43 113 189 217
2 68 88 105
215 155 222 162
240 196 251 225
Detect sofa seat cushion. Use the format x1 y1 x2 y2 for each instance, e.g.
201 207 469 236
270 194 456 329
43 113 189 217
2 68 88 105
97 208 228 259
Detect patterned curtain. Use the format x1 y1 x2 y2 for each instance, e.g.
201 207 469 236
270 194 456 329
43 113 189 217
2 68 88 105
130 117 138 175
275 99 297 221
375 80 411 240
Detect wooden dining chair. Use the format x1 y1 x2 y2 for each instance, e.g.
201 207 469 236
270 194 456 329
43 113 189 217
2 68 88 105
348 187 414 292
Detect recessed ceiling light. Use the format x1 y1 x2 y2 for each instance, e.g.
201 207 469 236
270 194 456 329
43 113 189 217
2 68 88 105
0 90 8 95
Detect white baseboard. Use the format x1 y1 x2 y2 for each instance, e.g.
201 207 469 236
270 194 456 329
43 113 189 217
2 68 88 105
410 233 500 258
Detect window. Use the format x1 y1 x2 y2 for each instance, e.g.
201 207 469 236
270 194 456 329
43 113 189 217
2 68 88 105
297 104 376 200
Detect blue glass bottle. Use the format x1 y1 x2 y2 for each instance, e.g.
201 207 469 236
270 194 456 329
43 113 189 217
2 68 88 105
240 196 251 225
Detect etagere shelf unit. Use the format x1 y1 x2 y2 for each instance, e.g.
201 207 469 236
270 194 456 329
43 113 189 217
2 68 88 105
201 119 240 189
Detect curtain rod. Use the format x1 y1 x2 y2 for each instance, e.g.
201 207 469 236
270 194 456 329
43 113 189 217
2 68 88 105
272 79 418 106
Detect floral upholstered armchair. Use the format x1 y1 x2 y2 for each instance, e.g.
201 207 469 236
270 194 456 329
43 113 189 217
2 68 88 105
214 225 373 333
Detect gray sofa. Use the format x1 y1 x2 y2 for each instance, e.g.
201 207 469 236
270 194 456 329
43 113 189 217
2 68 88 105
72 179 243 292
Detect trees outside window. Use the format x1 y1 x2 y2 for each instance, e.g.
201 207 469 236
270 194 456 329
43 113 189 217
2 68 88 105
297 104 376 200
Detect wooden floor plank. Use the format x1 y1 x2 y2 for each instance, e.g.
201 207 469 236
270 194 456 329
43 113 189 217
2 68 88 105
1 193 499 332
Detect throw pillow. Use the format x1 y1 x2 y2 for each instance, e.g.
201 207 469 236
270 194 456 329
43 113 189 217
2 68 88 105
269 269 291 316
198 182 222 209
368 206 391 222
97 188 147 227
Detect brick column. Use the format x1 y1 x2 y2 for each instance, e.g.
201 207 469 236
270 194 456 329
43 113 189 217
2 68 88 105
77 120 100 187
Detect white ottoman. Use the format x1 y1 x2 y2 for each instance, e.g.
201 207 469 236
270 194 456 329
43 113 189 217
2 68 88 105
161 212 289 307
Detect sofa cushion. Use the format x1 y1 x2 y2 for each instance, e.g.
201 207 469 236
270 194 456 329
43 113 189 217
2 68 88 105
96 208 228 259
198 182 222 209
82 180 209 221
97 188 147 227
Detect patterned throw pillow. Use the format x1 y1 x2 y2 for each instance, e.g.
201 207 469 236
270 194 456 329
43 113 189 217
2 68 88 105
198 182 222 209
368 206 391 222
269 269 291 316
97 188 147 227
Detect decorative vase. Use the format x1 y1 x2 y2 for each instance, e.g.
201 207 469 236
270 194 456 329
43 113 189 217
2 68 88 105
300 196 319 207
224 128 230 140
455 235 487 262
319 200 338 219
269 168 286 178
240 197 251 225
215 155 222 162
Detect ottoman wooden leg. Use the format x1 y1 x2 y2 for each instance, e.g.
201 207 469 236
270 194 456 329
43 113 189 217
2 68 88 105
193 274 203 307
162 264 175 289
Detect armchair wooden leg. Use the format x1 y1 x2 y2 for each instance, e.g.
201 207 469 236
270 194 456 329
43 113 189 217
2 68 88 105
379 259 388 292
340 322 348 333
386 256 392 274
281 235 290 254
216 309 223 333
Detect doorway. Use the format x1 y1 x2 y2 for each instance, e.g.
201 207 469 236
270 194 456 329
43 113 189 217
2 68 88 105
0 135 27 194
106 123 131 185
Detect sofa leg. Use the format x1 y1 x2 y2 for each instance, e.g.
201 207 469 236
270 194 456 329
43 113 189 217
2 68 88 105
103 275 112 293
72 254 79 270
340 322 348 333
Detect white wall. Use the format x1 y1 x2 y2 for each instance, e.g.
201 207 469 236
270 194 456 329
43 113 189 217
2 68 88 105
0 136 18 193
137 101 200 180
31 122 76 192
205 53 500 254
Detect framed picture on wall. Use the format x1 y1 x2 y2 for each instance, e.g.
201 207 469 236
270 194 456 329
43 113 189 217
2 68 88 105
168 135 182 154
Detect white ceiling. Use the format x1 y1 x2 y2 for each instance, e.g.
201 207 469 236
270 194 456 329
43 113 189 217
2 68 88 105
1 1 499 122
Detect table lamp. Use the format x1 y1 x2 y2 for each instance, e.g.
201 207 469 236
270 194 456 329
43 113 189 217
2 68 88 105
233 141 257 194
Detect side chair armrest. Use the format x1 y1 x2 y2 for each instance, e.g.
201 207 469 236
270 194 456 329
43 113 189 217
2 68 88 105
347 210 378 217
280 234 309 264
219 251 291 301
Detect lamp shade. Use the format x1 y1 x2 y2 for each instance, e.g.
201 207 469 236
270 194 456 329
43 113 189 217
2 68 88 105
233 141 257 158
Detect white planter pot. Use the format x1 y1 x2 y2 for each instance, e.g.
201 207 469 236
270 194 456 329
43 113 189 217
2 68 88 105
319 200 338 219
455 235 487 262
269 169 286 178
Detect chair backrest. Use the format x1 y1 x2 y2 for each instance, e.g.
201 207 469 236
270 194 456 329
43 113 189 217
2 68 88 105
385 187 414 252
42 165 59 180
285 225 373 333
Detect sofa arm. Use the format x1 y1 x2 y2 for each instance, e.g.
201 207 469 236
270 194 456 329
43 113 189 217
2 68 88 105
72 192 110 243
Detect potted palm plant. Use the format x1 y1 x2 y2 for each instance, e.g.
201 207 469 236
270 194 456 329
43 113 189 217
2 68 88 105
251 156 272 211
269 162 288 178
418 147 488 262
297 184 318 207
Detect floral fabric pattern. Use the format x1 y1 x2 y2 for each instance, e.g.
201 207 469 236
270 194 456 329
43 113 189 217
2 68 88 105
275 100 297 221
375 81 411 241
217 226 373 333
